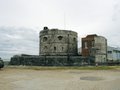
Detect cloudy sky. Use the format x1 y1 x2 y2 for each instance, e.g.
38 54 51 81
0 0 120 60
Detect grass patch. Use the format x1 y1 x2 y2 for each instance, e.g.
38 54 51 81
5 65 120 70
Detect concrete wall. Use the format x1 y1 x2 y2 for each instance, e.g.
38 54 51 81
39 28 78 56
94 36 107 63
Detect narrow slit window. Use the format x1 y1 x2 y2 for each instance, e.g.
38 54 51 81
54 47 56 51
62 47 64 51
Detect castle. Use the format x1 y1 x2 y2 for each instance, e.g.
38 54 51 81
10 27 108 66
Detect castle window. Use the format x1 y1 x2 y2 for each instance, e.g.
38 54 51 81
44 46 47 52
54 47 56 51
73 38 76 41
44 46 47 49
58 36 63 40
62 47 64 51
43 37 47 42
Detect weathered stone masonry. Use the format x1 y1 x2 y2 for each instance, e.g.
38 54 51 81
9 27 95 66
40 27 78 56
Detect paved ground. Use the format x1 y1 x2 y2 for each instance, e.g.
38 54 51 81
0 67 120 90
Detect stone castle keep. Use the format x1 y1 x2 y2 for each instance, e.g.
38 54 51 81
40 27 78 56
10 27 107 66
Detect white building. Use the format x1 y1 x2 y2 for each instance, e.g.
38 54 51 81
107 46 120 62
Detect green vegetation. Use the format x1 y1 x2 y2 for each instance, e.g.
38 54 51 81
6 65 120 70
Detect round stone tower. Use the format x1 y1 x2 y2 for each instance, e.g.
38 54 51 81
39 27 78 56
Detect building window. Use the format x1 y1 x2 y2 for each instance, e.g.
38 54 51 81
62 47 64 51
73 38 76 42
44 46 47 49
92 41 94 47
43 37 47 42
54 47 56 51
58 36 63 40
85 42 88 49
44 46 47 52
108 51 112 54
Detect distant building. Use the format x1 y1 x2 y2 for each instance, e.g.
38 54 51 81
107 46 120 62
82 34 107 63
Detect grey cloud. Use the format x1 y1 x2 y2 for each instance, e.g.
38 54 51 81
0 0 120 60
0 27 39 60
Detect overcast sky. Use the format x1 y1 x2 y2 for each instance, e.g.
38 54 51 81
0 0 120 59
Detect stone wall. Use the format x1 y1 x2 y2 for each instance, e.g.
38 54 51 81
9 55 95 66
39 28 78 56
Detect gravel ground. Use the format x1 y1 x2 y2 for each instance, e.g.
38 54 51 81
0 68 120 90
